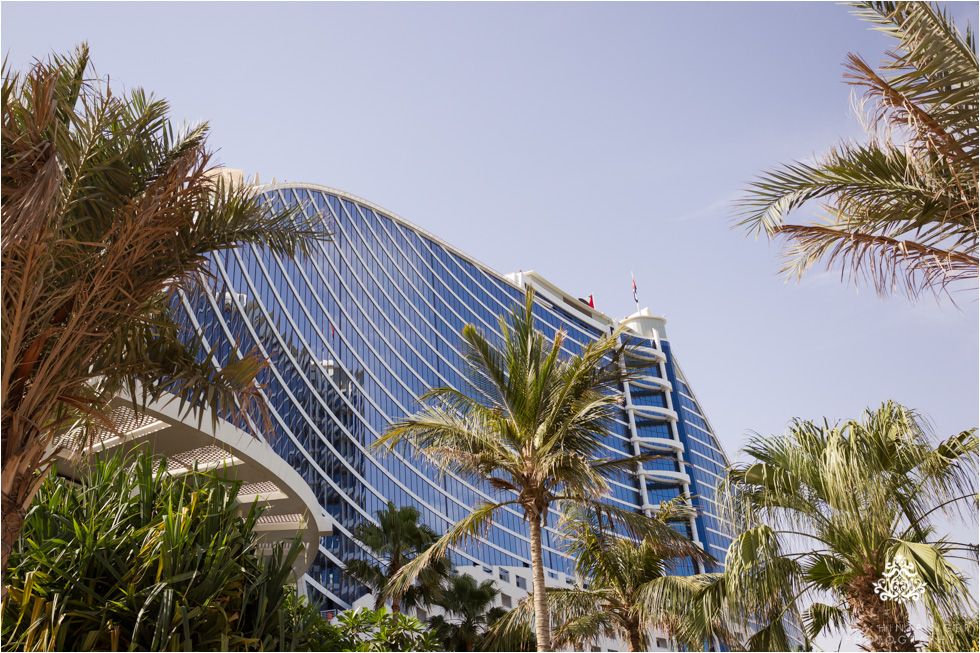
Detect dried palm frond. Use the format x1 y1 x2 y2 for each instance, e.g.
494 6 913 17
735 1 978 301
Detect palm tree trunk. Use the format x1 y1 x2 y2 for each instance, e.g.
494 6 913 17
3 421 57 590
846 579 917 651
1 495 25 584
528 511 552 652
389 563 402 613
1 452 45 589
626 623 642 653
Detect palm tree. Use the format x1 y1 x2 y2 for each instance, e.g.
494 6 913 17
428 573 505 652
1 46 330 579
735 1 978 300
491 501 725 653
703 401 978 651
372 290 681 652
344 502 450 613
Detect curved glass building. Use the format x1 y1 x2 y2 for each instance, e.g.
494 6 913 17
176 178 734 612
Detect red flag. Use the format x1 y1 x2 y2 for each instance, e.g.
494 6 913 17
588 294 595 308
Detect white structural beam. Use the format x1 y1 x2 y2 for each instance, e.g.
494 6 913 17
53 393 332 580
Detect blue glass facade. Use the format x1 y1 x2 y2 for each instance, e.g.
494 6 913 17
176 182 734 611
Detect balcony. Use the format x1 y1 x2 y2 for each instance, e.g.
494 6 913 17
631 404 678 422
639 469 691 486
627 344 666 364
631 376 673 393
635 436 685 453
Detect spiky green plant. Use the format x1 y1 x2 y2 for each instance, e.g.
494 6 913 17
0 452 323 651
700 401 978 651
1 44 330 579
735 2 978 300
344 502 450 613
373 289 679 652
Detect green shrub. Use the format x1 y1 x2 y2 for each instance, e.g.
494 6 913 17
1 452 323 651
317 607 441 652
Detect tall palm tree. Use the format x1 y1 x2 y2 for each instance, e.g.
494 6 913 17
344 502 450 613
491 501 724 653
735 1 978 300
702 401 978 651
1 46 330 579
428 573 505 652
372 290 680 652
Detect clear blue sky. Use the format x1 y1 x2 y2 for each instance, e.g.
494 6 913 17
3 0 977 644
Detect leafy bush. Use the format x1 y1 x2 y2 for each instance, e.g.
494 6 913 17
317 608 441 652
1 452 322 651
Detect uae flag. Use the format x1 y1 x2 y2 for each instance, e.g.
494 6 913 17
632 275 638 304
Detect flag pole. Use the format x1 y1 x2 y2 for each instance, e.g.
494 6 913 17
631 271 639 313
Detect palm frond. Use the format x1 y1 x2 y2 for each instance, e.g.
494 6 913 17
774 221 977 300
802 602 849 640
382 501 514 600
734 0 977 300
